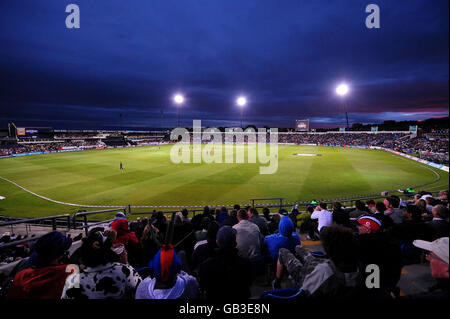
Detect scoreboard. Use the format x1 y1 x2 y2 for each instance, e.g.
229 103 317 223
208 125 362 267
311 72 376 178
295 119 310 132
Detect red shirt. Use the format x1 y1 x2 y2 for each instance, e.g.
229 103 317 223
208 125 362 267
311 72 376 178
6 263 71 299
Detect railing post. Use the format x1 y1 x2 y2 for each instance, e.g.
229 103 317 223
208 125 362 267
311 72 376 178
83 215 89 236
52 218 57 231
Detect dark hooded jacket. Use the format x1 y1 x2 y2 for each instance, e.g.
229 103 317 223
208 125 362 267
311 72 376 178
264 216 301 260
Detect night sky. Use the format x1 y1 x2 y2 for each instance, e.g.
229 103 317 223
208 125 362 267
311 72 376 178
0 0 448 130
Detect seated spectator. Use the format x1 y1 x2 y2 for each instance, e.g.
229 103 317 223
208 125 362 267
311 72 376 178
233 209 263 260
264 216 301 261
129 217 145 241
384 197 404 224
191 221 220 272
136 245 199 299
408 237 449 299
310 202 333 233
215 207 231 227
172 213 195 256
366 200 376 213
193 217 211 242
110 218 139 248
349 200 370 218
438 190 448 206
249 207 269 236
181 208 191 223
416 199 430 220
332 201 350 227
355 215 383 235
262 207 271 222
263 207 280 235
289 208 300 231
373 201 394 230
427 205 449 240
389 205 434 243
425 197 437 214
61 228 141 299
6 232 72 299
228 209 239 226
136 224 161 268
198 226 253 299
151 211 168 238
110 217 139 264
273 226 369 298
356 222 403 295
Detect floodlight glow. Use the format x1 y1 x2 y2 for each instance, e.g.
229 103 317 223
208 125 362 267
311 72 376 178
174 94 184 104
237 96 247 107
336 84 349 96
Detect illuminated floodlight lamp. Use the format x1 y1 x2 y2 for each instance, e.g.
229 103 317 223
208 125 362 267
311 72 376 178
236 96 247 107
173 94 184 104
336 84 349 96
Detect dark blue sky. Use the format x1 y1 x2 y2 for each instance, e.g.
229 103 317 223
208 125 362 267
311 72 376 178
0 0 448 129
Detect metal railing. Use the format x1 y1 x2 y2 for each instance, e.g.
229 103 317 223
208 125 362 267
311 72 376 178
0 190 444 250
0 214 71 249
72 206 129 236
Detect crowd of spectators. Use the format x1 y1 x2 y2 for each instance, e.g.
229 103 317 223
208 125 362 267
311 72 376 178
1 131 448 164
0 189 448 299
0 141 103 156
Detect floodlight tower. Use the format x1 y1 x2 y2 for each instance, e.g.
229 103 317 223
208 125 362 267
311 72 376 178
336 84 350 132
173 94 184 127
236 96 247 128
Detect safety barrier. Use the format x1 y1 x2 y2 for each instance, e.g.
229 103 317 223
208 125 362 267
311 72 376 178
0 214 71 249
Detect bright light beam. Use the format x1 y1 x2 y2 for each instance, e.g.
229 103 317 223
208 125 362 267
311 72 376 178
236 96 247 107
336 84 349 96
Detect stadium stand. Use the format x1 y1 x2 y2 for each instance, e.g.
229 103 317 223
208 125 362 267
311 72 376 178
0 190 448 299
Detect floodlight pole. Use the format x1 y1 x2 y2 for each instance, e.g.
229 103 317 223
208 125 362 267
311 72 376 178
240 107 243 129
342 98 350 132
177 106 180 127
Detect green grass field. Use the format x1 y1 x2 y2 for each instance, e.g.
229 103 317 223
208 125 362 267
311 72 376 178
0 145 448 218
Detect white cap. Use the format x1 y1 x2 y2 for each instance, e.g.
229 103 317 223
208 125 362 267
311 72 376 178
420 194 433 201
413 237 449 264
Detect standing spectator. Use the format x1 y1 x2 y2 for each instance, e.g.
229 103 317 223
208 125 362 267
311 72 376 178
310 202 333 233
232 209 263 260
136 246 199 299
61 229 141 299
249 207 269 236
198 226 253 299
6 232 72 299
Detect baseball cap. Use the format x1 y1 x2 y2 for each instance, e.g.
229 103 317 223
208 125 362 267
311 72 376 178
420 194 433 201
357 215 382 232
413 237 449 264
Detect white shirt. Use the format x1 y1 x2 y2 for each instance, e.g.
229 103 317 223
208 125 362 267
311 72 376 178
311 209 333 232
